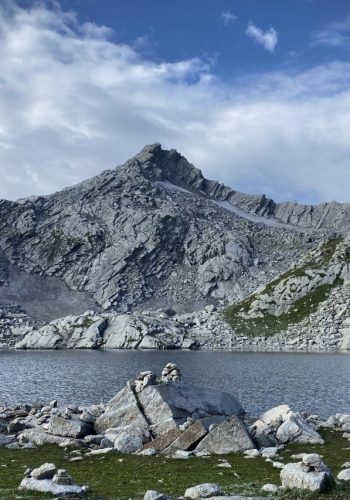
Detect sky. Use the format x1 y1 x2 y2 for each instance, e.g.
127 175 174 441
0 1 350 203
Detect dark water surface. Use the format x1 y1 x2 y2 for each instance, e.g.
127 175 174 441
0 350 349 417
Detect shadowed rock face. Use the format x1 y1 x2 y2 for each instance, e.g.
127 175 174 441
0 144 333 319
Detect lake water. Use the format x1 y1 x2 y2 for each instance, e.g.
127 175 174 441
1 350 349 417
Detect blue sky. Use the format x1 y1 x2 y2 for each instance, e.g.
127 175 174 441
57 0 350 77
1 0 350 203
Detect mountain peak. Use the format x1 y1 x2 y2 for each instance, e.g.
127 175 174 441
124 143 206 191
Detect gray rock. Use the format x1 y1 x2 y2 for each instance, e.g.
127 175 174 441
113 431 143 454
53 469 74 486
94 385 150 438
31 463 57 480
280 460 332 492
195 416 255 454
48 414 92 438
184 483 222 499
144 490 171 500
261 483 279 494
19 477 86 497
163 420 207 455
137 382 244 437
337 468 350 482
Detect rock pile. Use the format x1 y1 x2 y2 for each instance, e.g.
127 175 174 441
161 363 181 383
250 404 324 448
1 364 335 464
11 295 350 352
19 463 87 497
0 303 34 349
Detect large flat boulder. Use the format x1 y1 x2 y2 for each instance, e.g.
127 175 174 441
195 416 255 454
138 382 244 437
48 414 92 439
19 429 83 448
280 457 332 493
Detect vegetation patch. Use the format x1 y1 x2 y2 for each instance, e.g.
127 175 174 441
224 279 343 337
223 236 344 337
0 430 349 499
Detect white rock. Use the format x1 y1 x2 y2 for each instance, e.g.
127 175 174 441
280 462 332 492
143 490 171 500
261 483 279 493
19 477 86 497
184 483 222 499
337 469 350 482
31 463 57 480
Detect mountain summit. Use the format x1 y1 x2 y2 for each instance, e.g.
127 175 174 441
0 145 345 320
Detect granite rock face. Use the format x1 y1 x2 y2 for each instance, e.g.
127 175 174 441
0 144 326 324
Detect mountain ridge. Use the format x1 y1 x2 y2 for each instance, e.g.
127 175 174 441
0 144 323 319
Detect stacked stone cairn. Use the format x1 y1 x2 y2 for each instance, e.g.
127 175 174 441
160 363 181 383
19 463 86 496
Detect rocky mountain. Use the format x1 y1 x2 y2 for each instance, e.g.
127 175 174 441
0 144 328 321
1 143 350 351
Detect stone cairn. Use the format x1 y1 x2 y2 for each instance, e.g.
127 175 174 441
161 362 182 383
133 363 182 393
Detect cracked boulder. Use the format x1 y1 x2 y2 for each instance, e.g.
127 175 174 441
194 416 255 454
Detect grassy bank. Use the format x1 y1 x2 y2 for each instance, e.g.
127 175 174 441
223 236 344 337
0 430 349 499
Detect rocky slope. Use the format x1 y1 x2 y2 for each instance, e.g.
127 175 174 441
224 235 350 350
13 235 350 352
0 144 326 322
2 143 350 351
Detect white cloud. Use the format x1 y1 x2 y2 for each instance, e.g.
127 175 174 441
221 11 238 26
246 22 278 52
0 3 350 204
311 17 350 48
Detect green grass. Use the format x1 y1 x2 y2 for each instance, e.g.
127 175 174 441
223 235 344 337
224 279 343 337
0 430 349 499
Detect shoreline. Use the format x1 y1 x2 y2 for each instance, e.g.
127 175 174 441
1 365 350 498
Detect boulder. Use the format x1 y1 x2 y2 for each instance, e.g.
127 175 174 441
184 483 222 499
68 319 107 348
48 414 91 438
114 430 143 454
163 420 207 455
251 405 324 447
19 477 86 497
94 385 150 439
102 315 144 349
280 455 332 493
53 469 74 485
31 463 57 480
139 428 182 453
195 416 255 454
337 469 350 482
144 490 172 500
137 382 244 437
19 429 82 448
261 483 279 494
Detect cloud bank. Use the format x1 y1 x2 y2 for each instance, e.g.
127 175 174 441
0 3 350 204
